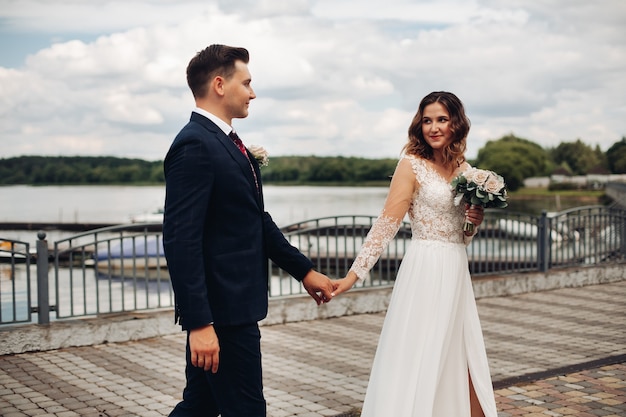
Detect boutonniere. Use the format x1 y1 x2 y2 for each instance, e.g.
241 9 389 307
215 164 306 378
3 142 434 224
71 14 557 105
248 145 269 167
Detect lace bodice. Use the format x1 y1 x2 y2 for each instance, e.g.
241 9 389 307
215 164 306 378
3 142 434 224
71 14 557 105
349 155 471 280
407 156 467 243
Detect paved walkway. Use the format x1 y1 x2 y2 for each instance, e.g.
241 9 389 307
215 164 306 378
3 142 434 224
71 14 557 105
1 281 624 417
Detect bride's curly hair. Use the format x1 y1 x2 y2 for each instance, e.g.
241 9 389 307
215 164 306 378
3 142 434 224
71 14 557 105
403 91 470 167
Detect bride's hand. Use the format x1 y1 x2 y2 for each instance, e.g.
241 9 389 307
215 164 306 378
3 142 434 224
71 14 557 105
465 204 484 228
331 272 359 297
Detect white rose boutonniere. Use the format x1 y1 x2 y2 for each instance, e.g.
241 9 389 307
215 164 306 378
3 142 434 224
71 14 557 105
248 145 269 167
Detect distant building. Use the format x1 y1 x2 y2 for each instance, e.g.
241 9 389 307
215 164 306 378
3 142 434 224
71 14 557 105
524 173 626 189
523 177 550 188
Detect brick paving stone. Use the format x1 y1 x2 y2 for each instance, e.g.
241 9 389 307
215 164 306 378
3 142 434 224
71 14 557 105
494 364 626 417
0 281 624 416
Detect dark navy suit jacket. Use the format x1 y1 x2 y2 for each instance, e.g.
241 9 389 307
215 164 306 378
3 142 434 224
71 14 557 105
163 112 313 330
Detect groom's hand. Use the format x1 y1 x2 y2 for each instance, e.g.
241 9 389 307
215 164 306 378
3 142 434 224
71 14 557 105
302 270 335 305
190 324 220 373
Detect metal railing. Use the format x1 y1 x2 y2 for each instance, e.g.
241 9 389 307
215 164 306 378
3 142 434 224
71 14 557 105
1 206 624 325
269 207 625 294
268 215 411 296
0 238 32 325
52 224 173 320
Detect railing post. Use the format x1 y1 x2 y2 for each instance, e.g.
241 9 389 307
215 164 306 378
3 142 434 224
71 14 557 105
537 211 549 272
36 231 50 325
609 209 626 258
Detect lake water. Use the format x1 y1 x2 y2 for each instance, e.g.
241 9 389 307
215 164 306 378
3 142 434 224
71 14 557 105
1 184 391 322
0 185 390 243
0 185 608 323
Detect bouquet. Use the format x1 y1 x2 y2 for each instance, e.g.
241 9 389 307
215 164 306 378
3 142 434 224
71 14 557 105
450 168 508 233
248 145 269 167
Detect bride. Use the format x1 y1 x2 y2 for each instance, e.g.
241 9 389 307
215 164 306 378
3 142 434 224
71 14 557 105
332 91 498 416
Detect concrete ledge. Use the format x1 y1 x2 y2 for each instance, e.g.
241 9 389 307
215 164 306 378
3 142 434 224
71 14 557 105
1 264 623 355
0 309 180 355
471 263 625 299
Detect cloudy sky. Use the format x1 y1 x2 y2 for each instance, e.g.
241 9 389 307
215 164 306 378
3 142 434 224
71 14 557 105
1 0 624 161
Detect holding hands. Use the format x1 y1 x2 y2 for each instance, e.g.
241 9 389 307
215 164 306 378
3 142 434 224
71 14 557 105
301 270 358 302
330 271 359 298
302 270 338 305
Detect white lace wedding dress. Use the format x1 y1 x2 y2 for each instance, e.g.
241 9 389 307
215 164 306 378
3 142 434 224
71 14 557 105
350 154 498 417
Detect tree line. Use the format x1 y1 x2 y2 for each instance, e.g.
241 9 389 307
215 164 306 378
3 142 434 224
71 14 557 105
474 135 626 191
1 136 624 190
0 156 164 185
0 155 397 186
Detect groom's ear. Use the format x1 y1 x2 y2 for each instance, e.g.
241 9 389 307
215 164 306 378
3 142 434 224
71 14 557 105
212 76 226 97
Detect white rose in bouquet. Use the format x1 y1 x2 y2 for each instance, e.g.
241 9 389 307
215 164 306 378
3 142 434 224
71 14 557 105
450 168 508 233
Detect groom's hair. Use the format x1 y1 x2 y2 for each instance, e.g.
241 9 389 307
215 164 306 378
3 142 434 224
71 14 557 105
187 44 250 99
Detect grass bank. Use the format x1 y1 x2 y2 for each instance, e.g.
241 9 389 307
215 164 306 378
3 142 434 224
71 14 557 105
507 188 606 215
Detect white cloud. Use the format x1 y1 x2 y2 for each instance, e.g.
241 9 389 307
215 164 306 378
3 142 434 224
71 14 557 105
1 0 217 33
218 0 311 17
312 0 480 24
0 0 624 162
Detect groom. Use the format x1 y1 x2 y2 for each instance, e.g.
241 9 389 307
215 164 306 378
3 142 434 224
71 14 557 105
163 44 336 416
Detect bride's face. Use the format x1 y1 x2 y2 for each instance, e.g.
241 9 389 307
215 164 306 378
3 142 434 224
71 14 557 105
422 102 453 151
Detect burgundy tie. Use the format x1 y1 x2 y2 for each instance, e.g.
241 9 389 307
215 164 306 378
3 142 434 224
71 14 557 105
229 131 248 156
229 131 259 192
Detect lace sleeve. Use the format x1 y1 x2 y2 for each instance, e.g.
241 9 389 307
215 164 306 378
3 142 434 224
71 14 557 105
349 157 416 281
349 213 403 281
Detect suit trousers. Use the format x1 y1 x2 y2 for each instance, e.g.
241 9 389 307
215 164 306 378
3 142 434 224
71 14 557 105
169 323 265 417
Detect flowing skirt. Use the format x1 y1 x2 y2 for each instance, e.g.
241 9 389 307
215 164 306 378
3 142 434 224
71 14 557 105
360 239 498 417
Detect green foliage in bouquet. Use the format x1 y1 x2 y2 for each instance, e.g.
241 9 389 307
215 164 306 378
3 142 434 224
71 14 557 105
451 169 508 209
451 168 508 233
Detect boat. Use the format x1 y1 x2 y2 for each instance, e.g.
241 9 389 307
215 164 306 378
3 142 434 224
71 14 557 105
497 218 564 243
94 237 168 279
0 241 29 264
130 208 164 223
